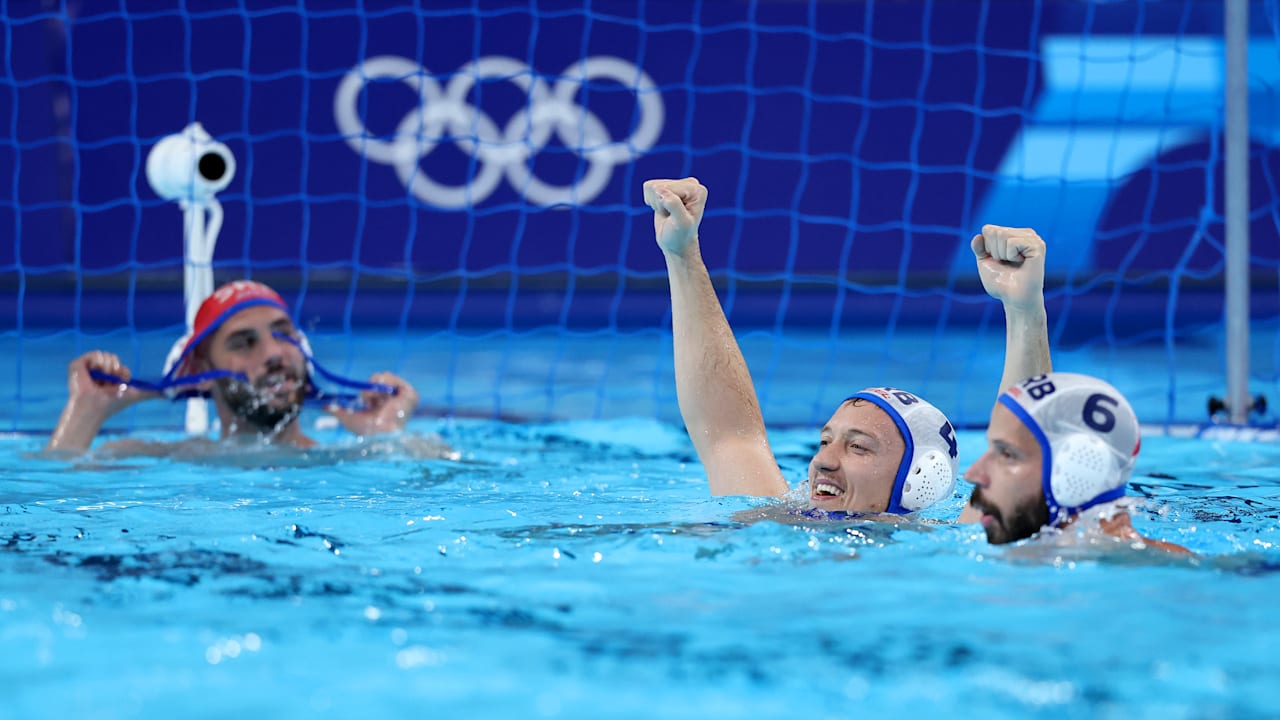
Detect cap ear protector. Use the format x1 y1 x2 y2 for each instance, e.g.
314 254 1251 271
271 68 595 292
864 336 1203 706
902 448 956 512
1050 433 1123 510
847 388 959 514
998 373 1138 525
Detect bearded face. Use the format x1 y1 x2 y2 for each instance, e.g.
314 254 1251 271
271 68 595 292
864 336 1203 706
964 403 1053 544
214 357 308 435
968 486 1051 544
198 305 311 439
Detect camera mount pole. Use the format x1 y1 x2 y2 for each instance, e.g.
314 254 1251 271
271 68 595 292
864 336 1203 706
177 194 222 433
145 122 236 434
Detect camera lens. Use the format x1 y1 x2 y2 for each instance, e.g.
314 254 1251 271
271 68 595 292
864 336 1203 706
198 152 227 182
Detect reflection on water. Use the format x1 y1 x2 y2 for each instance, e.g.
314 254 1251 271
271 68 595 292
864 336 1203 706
1 420 1279 719
67 431 460 467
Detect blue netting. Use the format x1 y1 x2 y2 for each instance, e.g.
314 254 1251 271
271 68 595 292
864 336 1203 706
2 0 1279 431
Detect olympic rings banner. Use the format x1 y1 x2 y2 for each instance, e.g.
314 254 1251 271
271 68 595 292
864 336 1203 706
4 0 1278 289
333 56 663 208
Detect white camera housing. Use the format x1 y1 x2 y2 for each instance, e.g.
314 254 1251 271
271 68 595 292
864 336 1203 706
145 122 236 203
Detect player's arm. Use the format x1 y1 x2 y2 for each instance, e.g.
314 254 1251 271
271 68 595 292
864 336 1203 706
644 177 788 498
959 226 1052 525
46 351 158 455
972 225 1052 394
326 371 420 436
1099 513 1195 556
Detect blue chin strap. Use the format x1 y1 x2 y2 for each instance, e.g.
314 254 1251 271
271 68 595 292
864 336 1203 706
87 332 397 409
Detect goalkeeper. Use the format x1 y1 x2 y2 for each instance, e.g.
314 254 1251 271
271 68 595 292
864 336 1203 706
46 280 420 456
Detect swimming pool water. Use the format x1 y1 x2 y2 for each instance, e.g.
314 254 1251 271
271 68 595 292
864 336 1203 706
3 327 1280 718
2 413 1279 719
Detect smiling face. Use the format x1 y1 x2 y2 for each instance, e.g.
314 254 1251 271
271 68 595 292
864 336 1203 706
197 304 309 435
808 399 906 514
964 402 1050 544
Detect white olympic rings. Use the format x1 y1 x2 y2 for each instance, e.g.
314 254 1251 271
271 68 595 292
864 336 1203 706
334 55 664 208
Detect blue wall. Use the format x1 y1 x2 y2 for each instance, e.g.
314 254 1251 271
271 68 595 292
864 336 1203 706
2 0 1278 330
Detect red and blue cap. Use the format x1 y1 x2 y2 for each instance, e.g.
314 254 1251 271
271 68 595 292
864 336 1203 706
162 280 293 382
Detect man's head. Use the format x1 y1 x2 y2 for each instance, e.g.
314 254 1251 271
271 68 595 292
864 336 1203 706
809 387 958 515
165 280 310 434
966 372 1140 544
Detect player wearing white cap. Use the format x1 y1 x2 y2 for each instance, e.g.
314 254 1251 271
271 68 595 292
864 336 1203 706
961 371 1190 553
644 177 1052 517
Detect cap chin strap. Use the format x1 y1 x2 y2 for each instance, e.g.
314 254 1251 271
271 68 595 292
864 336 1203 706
274 333 398 404
88 364 243 397
88 332 397 408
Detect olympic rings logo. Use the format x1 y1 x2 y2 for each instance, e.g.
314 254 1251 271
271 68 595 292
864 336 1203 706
334 56 664 208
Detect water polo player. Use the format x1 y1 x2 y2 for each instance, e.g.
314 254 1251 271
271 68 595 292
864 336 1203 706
46 280 419 454
645 176 1053 517
962 371 1190 553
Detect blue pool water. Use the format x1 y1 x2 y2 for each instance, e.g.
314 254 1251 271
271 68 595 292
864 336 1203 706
2 332 1279 719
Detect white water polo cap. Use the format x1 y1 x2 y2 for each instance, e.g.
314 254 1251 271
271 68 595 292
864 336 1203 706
998 373 1141 524
846 388 959 514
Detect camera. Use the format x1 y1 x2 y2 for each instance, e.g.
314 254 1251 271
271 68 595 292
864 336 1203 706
145 122 236 202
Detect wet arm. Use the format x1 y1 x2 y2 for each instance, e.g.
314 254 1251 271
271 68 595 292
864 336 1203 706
647 178 787 498
45 352 153 456
972 225 1052 393
664 243 788 497
998 297 1051 394
46 399 113 455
